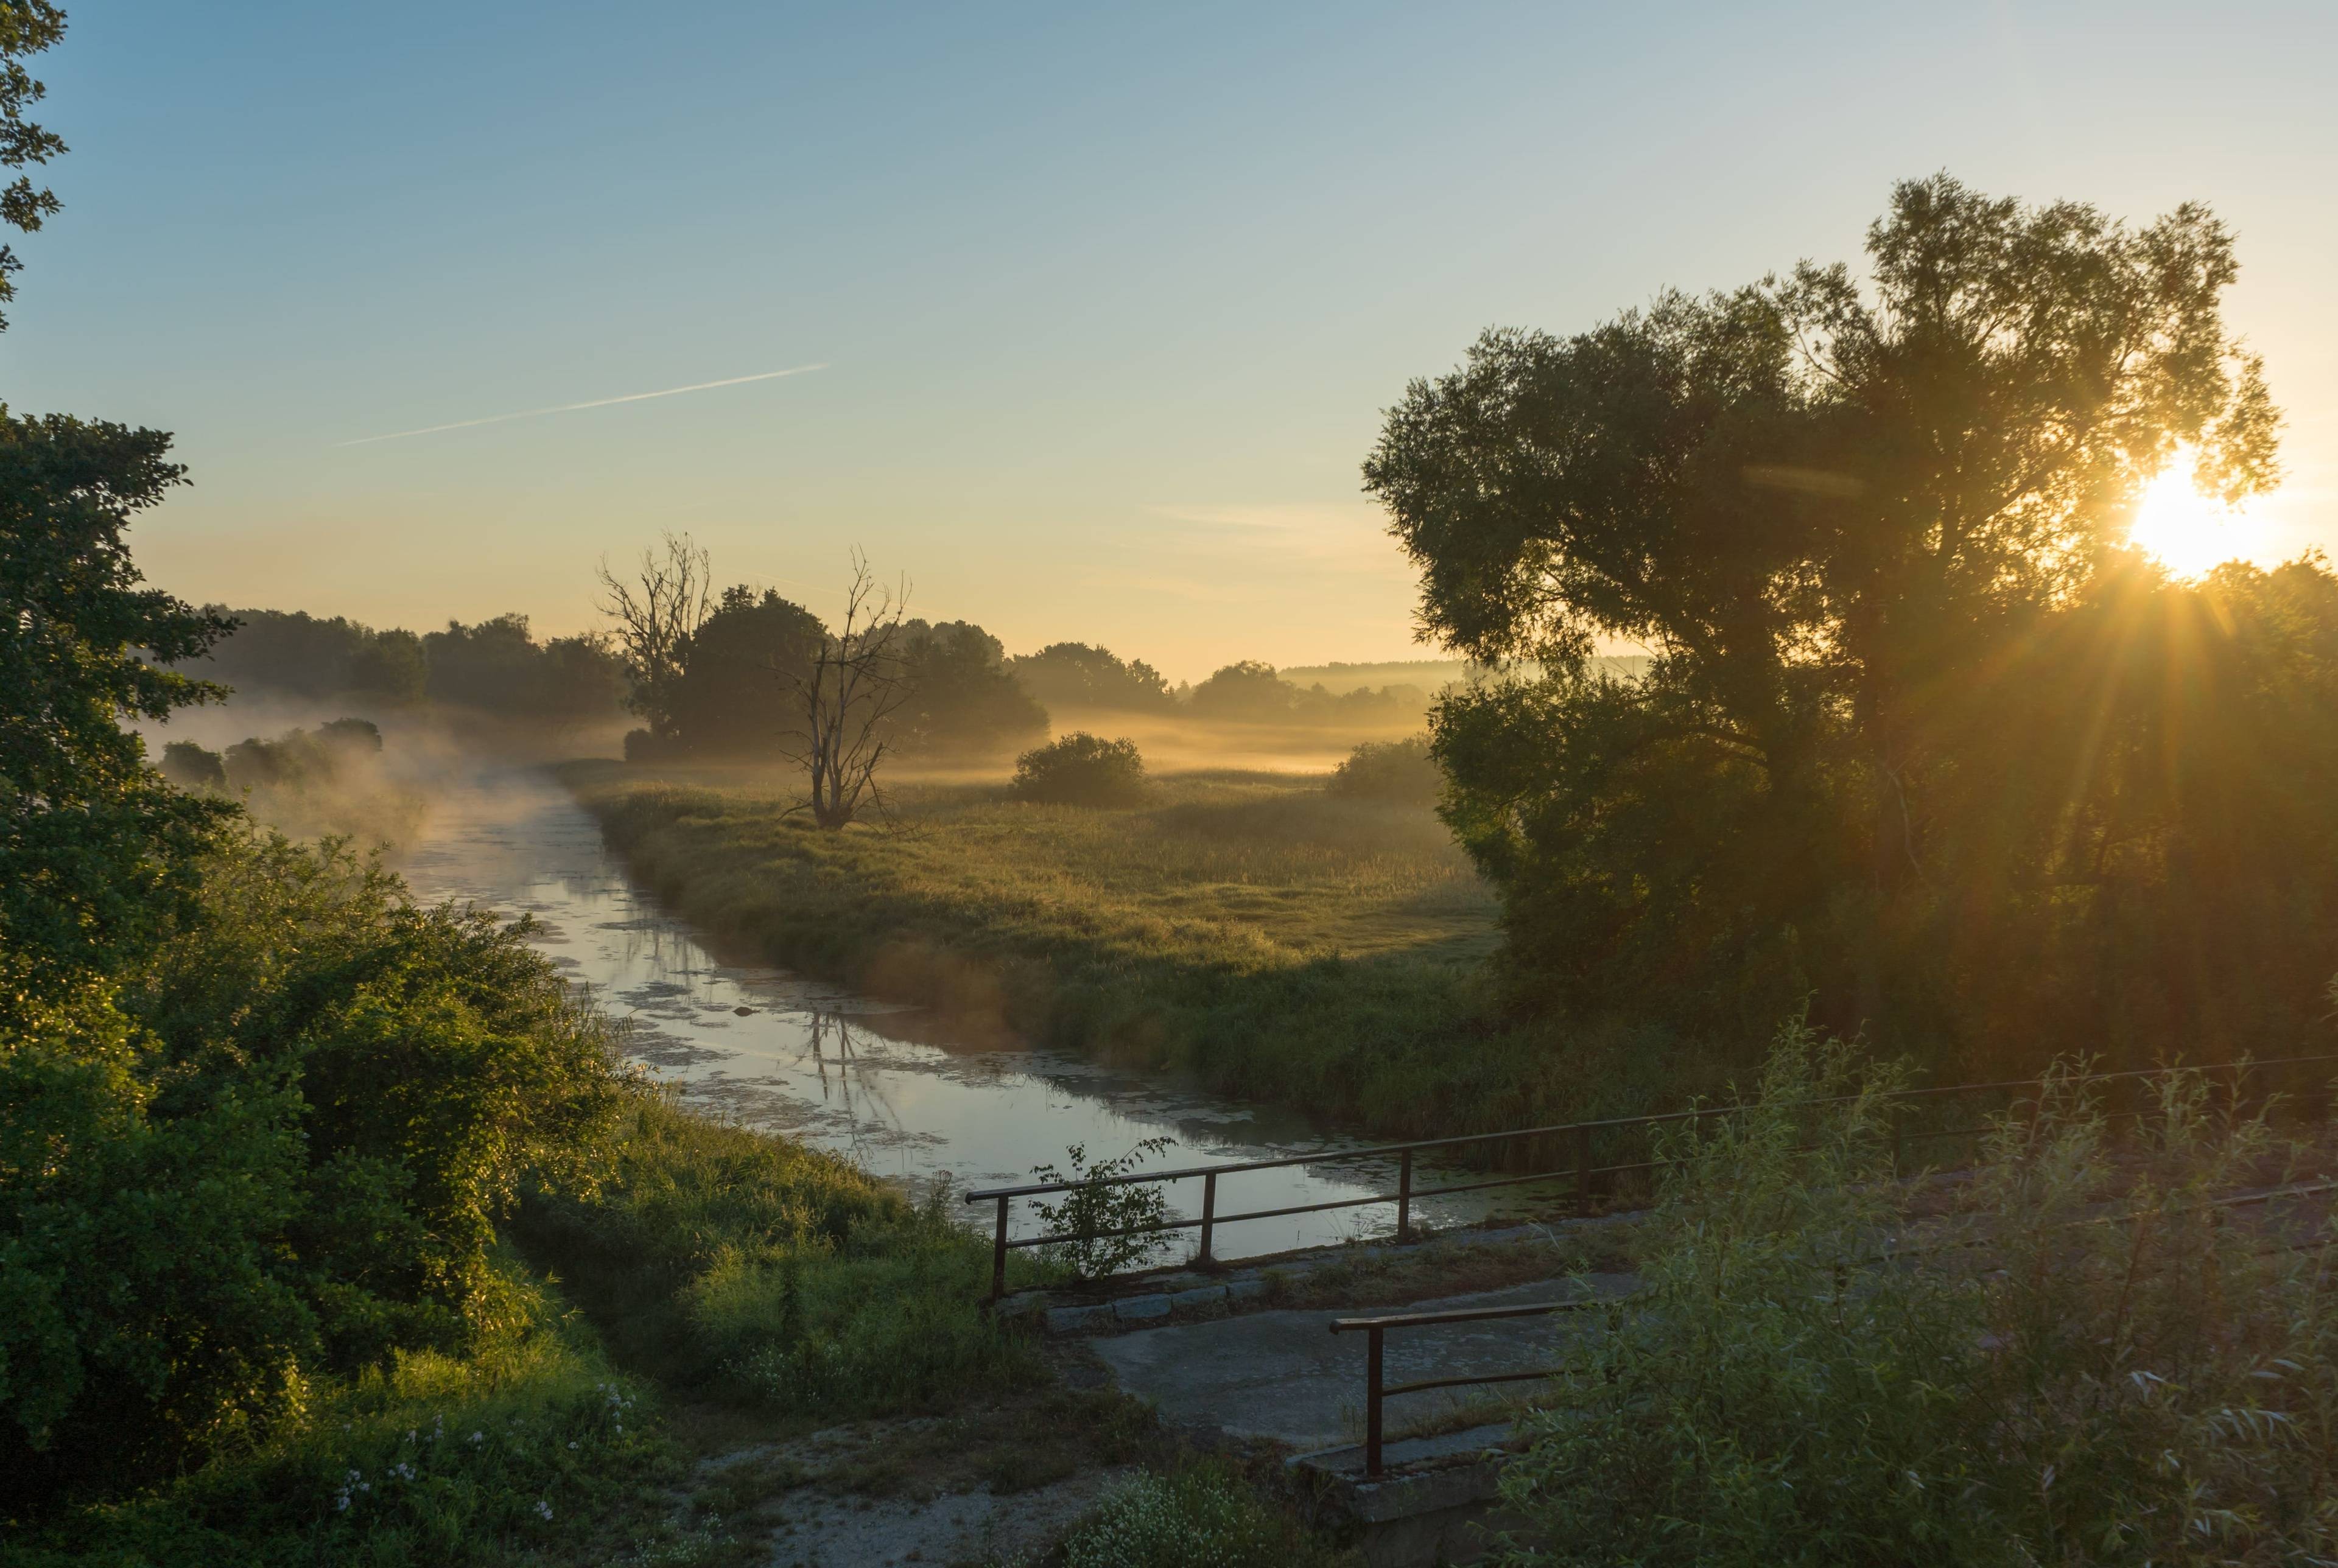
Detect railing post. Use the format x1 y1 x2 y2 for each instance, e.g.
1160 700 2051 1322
1198 1171 1217 1267
1574 1123 1593 1217
1395 1148 1413 1244
1366 1323 1385 1478
991 1194 1009 1306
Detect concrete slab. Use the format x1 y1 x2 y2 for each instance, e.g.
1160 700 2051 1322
1090 1273 1635 1451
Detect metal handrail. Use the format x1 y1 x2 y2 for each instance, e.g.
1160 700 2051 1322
963 1053 2338 1302
1330 1298 1607 1477
1324 1173 2338 1477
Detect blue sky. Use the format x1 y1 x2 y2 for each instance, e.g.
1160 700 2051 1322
8 1 2334 677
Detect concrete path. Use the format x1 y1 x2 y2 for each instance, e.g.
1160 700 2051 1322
1090 1273 1637 1452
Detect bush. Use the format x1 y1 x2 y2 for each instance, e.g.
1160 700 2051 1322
1495 1024 2338 1566
1029 1138 1176 1278
2 833 626 1510
1324 737 1440 805
1008 733 1148 807
1061 1463 1335 1568
8 1255 679 1567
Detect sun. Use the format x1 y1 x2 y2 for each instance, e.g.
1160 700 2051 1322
2125 460 2259 579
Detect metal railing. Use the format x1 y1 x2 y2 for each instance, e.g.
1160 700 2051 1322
963 1053 2338 1303
1325 1174 2338 1477
1329 1298 1598 1477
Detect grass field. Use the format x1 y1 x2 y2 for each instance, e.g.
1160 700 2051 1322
560 760 1727 1139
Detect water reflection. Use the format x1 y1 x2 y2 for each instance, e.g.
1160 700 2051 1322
401 766 1557 1261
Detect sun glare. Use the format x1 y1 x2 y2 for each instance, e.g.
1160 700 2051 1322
2126 460 2259 579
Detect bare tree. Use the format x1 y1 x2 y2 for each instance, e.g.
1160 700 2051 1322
597 531 711 752
780 551 911 829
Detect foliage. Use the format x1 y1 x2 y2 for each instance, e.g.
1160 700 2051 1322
196 606 622 721
7 1254 681 1568
892 617 1050 755
664 584 824 757
515 1092 1039 1416
1495 1026 2338 1567
158 738 225 790
0 410 234 975
1060 1463 1338 1568
1009 641 1176 712
1367 175 2304 1068
1028 1138 1177 1278
2 832 627 1507
1188 659 1425 726
197 606 429 704
1324 737 1439 805
0 0 64 329
424 614 623 722
1009 732 1149 807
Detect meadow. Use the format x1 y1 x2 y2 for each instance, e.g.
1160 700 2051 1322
560 758 1736 1139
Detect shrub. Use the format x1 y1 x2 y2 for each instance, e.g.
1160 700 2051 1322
1323 737 1439 805
1494 1024 2338 1567
1029 1138 1176 1278
9 1255 679 1567
1008 733 1148 807
1061 1463 1335 1568
2 833 626 1510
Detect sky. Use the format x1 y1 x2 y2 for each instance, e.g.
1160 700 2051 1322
7 1 2335 681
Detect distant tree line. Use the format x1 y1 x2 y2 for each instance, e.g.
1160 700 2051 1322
194 607 623 722
597 545 1433 771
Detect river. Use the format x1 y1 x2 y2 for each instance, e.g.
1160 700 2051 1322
400 766 1548 1262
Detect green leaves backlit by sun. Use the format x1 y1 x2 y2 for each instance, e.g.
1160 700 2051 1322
2126 458 2261 578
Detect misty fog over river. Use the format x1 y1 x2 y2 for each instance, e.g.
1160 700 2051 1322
399 766 1554 1262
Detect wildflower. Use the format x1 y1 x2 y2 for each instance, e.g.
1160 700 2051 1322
536 1500 554 1521
469 1430 485 1444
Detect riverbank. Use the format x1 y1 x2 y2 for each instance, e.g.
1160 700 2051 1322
559 761 1730 1141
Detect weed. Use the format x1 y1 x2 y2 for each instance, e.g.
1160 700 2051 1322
1030 1138 1178 1278
1059 1462 1345 1568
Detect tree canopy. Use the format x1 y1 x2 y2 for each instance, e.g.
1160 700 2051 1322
1367 176 2306 1066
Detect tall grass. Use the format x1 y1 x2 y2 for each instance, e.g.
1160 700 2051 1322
560 763 1747 1139
1496 1026 2338 1566
514 1090 1041 1418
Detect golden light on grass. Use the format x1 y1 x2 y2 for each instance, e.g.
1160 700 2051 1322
2126 456 2261 578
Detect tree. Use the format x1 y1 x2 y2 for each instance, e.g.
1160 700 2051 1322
891 618 1048 755
0 1 64 331
1365 176 2286 1057
1008 642 1175 712
667 584 826 755
0 414 234 975
780 553 911 830
598 530 711 753
1187 659 1296 718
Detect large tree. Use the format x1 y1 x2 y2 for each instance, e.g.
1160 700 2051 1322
1366 176 2291 1060
666 584 826 755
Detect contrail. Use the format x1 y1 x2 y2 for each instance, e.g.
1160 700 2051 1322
332 363 828 447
